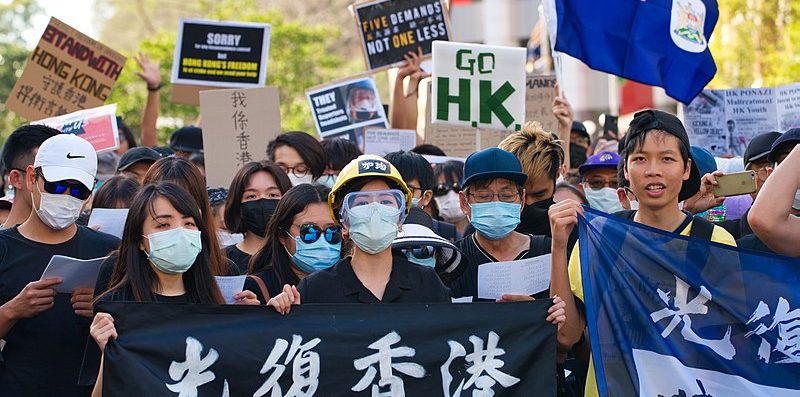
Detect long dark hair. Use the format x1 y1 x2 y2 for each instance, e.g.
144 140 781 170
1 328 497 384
247 184 331 285
92 175 140 209
224 161 292 234
99 182 223 304
143 157 230 275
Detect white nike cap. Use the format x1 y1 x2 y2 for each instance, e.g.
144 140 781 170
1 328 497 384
33 134 97 190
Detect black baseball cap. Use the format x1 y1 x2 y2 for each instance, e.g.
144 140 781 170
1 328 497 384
169 126 204 153
625 109 700 201
117 147 162 172
744 131 781 166
768 128 800 162
571 121 590 141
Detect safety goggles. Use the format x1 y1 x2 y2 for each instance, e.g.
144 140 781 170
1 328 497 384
37 170 92 200
433 182 461 197
341 189 406 217
291 223 342 244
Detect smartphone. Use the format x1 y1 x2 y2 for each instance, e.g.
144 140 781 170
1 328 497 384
714 170 757 197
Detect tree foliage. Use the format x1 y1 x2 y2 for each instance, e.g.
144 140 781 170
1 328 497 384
0 0 41 141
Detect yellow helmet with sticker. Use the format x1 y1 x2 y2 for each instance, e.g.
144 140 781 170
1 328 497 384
328 155 412 225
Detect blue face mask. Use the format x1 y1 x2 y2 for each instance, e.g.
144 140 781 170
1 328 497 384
468 201 521 240
405 251 436 268
319 175 337 189
144 227 202 274
584 187 623 213
346 203 400 254
286 232 342 273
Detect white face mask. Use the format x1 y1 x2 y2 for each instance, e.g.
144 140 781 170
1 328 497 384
434 190 465 222
32 185 85 230
584 187 623 214
793 189 800 211
288 174 314 187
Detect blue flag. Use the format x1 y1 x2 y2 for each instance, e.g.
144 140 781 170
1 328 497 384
549 0 719 104
578 208 800 396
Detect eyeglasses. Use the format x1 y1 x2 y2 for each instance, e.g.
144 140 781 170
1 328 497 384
278 163 310 178
750 166 771 182
406 185 426 196
467 190 520 203
402 245 435 260
292 223 342 244
37 171 92 200
433 182 460 197
584 178 618 190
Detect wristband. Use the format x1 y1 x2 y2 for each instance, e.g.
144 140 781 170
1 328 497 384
147 83 162 92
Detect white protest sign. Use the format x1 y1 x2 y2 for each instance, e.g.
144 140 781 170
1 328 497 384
34 104 120 153
87 208 129 239
477 254 552 300
431 41 526 131
363 128 417 156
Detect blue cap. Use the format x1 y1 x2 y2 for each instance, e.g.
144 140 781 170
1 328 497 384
768 128 800 162
462 147 528 188
689 146 717 176
578 151 619 176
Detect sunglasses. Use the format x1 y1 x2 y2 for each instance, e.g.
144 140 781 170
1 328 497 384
433 182 461 197
293 223 342 244
38 171 92 200
402 245 435 260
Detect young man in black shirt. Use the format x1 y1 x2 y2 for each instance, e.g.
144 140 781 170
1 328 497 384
0 134 120 397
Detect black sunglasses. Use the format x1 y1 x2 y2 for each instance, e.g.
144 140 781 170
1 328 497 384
294 223 342 244
37 171 92 200
433 182 461 197
402 245 435 260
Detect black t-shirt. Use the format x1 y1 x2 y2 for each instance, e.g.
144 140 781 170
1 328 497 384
718 208 753 240
0 226 120 397
242 269 284 303
736 233 774 254
449 233 552 301
224 244 252 275
96 286 192 304
297 253 452 303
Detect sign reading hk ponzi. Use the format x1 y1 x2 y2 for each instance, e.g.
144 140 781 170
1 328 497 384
431 41 526 131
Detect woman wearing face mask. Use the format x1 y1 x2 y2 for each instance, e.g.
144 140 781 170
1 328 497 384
244 184 342 303
578 151 623 214
433 160 469 236
267 132 327 186
267 155 451 313
88 182 258 397
223 161 292 273
320 138 362 189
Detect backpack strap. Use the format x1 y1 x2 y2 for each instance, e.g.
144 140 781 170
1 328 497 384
689 215 715 241
247 275 270 302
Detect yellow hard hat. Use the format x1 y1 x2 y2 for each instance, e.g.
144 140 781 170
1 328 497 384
328 154 412 225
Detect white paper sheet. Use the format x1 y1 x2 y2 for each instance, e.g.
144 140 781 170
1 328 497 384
477 254 552 300
40 255 109 293
88 208 129 239
215 276 247 304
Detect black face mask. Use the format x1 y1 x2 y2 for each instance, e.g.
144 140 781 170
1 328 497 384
240 198 279 237
516 196 555 237
570 145 588 169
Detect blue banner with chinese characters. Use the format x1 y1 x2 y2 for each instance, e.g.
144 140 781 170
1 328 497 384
97 301 555 396
578 208 800 396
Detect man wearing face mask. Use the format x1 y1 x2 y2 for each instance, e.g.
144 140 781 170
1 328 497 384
578 151 623 214
0 134 120 397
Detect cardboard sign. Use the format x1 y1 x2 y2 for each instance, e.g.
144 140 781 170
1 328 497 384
354 0 451 71
525 75 558 132
683 83 800 156
5 17 126 121
199 87 281 188
363 128 417 156
432 41 526 131
171 18 270 88
33 104 119 153
307 76 388 146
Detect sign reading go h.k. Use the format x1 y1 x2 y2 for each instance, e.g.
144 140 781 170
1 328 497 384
432 41 526 131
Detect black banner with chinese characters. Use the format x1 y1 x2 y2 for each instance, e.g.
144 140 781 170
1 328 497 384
98 301 555 396
354 0 450 71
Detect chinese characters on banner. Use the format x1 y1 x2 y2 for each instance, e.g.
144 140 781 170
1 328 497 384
199 87 280 189
5 17 127 121
306 76 388 146
33 104 120 153
353 0 451 71
98 301 556 397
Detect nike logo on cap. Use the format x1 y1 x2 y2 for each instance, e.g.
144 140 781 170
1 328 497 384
66 153 85 159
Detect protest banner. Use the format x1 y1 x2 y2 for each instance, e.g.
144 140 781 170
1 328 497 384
5 17 126 121
431 41 526 132
307 76 388 146
353 0 450 72
362 128 417 156
525 75 558 133
199 87 280 188
33 104 119 152
578 208 800 396
98 301 555 396
171 19 271 105
683 82 800 156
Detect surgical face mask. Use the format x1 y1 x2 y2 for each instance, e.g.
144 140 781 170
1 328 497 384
793 189 800 211
32 185 85 230
217 231 243 247
240 198 279 237
319 174 337 189
434 191 465 222
405 251 435 268
584 187 623 213
468 201 521 240
286 232 341 273
288 173 314 187
411 197 420 208
629 199 639 210
144 227 202 274
346 202 400 254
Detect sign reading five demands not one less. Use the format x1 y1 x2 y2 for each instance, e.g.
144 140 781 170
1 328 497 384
432 41 526 132
5 17 127 121
199 87 281 189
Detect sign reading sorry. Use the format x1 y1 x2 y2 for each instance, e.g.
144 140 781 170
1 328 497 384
432 41 526 131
